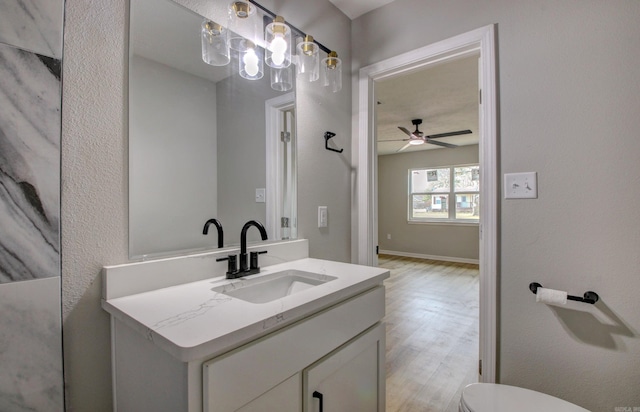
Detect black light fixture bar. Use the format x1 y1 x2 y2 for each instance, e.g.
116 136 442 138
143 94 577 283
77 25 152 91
248 0 332 55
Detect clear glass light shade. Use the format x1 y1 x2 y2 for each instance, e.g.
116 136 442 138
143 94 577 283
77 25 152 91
239 42 264 80
227 0 258 51
322 51 342 93
270 66 293 91
296 36 319 82
265 16 291 68
201 21 230 66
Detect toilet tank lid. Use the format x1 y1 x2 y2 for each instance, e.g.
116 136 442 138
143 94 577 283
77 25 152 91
460 383 591 412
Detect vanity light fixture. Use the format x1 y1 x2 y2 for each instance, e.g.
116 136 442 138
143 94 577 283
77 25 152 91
201 21 230 66
270 65 293 91
265 16 291 68
227 0 259 51
296 35 319 82
202 0 339 88
247 0 339 88
239 40 264 80
322 51 342 93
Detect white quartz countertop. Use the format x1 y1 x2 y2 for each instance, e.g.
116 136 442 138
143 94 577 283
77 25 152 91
102 258 389 362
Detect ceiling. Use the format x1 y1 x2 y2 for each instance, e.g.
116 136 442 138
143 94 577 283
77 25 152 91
328 0 396 19
375 54 480 156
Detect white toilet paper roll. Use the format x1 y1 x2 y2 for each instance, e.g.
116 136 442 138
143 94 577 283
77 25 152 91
536 287 568 305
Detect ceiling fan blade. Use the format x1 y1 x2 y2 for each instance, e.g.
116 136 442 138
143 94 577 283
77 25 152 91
426 139 458 148
426 129 472 139
396 142 413 153
398 126 413 137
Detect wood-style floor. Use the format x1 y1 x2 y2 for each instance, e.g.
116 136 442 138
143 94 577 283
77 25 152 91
379 255 479 412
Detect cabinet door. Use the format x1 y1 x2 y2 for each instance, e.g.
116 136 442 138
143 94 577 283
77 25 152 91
304 323 385 412
237 374 301 412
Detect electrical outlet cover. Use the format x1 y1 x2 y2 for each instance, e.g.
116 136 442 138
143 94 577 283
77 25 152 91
318 206 328 228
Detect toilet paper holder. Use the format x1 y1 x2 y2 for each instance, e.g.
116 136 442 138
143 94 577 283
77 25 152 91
529 282 599 304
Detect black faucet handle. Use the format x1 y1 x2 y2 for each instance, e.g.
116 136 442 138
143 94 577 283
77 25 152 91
249 250 268 271
216 254 238 276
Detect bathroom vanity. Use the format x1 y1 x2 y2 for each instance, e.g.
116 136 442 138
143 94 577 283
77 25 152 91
102 241 389 411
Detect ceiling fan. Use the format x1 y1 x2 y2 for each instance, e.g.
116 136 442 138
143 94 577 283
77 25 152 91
392 119 472 151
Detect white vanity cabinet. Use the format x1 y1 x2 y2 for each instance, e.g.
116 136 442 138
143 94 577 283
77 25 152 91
202 286 385 412
111 285 386 412
104 256 390 412
218 323 385 412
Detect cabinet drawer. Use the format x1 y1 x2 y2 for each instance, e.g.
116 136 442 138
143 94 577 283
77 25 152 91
203 285 385 412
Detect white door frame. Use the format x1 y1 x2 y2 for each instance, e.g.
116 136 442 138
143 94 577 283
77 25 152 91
265 92 296 241
355 25 498 382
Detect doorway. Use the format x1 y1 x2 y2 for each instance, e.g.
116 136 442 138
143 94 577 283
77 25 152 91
266 92 297 241
355 25 498 382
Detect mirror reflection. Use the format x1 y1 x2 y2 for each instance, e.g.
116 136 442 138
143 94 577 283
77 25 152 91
129 0 297 258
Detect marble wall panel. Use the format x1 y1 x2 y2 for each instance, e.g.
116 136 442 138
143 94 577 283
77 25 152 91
0 3 64 412
0 277 63 411
0 0 64 59
0 43 61 283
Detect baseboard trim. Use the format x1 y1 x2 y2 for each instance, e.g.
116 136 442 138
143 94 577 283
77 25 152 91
378 250 479 265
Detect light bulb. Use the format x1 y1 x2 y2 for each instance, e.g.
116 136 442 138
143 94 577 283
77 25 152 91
272 52 285 66
246 63 259 77
243 49 259 77
265 17 291 68
409 139 424 145
271 35 287 54
270 35 287 66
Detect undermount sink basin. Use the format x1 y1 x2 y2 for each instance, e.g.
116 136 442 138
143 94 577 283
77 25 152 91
212 269 337 304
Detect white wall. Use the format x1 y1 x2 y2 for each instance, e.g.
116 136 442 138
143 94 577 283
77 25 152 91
61 0 351 410
129 55 218 257
353 1 640 410
378 145 479 261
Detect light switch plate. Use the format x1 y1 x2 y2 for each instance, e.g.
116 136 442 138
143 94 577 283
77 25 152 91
504 172 537 199
255 188 266 203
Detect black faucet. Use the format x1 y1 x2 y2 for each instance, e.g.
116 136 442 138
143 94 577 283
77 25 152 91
202 218 224 248
239 220 268 272
217 220 268 279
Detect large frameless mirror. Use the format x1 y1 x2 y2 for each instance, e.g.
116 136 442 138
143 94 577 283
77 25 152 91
128 0 297 259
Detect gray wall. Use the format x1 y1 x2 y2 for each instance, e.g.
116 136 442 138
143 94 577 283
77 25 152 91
378 145 479 261
129 55 219 257
0 1 64 410
353 1 640 410
61 0 351 410
215 72 279 245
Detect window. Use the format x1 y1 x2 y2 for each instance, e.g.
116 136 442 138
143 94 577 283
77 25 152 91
409 164 479 223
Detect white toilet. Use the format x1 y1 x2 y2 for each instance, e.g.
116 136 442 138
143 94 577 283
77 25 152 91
459 383 590 412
